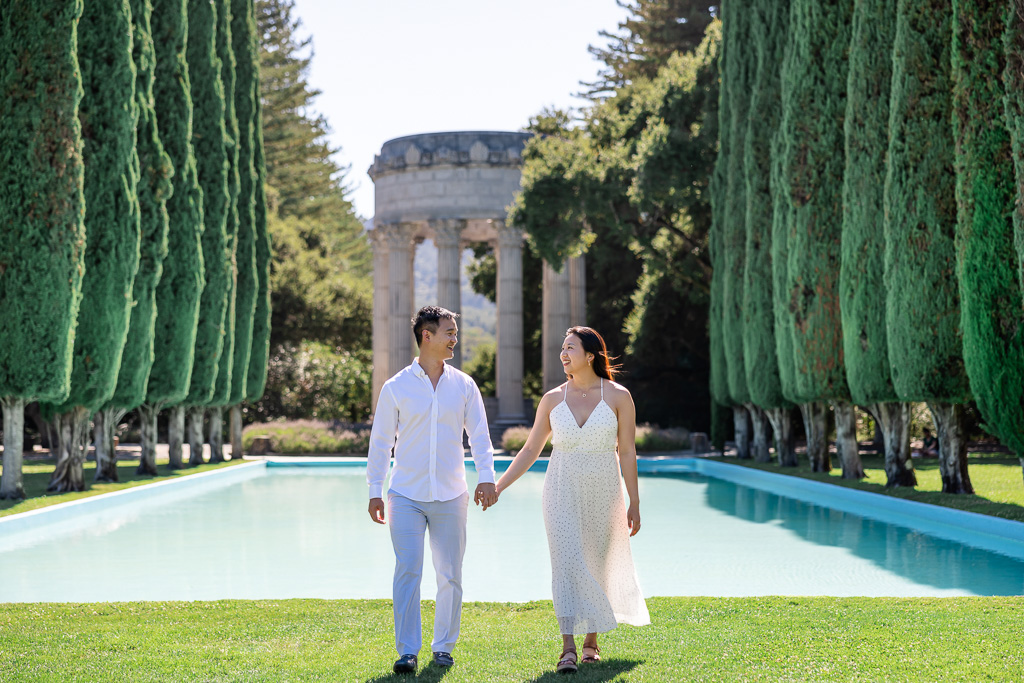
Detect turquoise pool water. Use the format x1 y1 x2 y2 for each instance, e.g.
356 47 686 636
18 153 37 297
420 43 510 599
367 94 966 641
1 459 1022 603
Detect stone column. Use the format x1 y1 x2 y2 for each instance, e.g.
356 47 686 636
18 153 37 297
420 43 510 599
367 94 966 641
542 259 572 391
569 254 586 325
386 223 415 377
370 227 390 413
495 220 526 421
432 219 465 367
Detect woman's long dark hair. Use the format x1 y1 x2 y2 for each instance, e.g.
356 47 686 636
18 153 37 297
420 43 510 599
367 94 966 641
566 326 621 381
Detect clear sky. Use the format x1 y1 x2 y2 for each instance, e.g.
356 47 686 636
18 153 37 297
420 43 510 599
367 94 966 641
291 0 631 220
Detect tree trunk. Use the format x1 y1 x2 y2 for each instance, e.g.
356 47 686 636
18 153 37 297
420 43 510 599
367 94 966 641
800 401 830 472
0 397 26 499
167 404 185 469
48 406 90 493
832 401 864 479
137 403 160 475
747 403 771 462
207 406 224 463
928 401 973 494
229 404 243 460
187 406 205 466
766 406 797 467
869 401 916 488
93 407 126 483
733 405 751 459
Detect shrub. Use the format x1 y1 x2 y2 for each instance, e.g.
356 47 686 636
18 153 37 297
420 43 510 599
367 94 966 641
242 419 369 454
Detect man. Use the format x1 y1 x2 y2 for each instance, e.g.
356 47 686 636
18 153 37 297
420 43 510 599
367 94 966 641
367 305 498 674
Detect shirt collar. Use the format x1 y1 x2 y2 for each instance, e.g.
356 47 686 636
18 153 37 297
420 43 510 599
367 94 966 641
412 358 448 379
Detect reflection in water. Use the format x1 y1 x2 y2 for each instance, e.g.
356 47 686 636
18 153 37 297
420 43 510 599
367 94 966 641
676 472 1024 596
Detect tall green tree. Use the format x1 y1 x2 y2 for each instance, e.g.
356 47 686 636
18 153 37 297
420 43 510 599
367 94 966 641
142 0 205 473
1004 2 1024 293
743 0 796 466
246 45 271 406
583 0 716 98
886 0 971 492
776 0 856 474
207 0 240 462
0 0 86 499
184 0 231 466
720 0 757 459
95 0 174 483
228 0 260 452
44 0 140 493
840 0 898 483
951 0 1024 481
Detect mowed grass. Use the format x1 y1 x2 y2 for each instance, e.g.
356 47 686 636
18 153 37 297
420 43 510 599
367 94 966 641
0 597 1022 681
0 457 242 518
712 452 1024 522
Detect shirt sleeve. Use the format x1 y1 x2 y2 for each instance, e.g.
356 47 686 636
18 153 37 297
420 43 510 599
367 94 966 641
367 383 398 498
464 378 495 484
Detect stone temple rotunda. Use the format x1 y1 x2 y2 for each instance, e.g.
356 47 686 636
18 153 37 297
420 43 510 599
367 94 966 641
368 131 586 428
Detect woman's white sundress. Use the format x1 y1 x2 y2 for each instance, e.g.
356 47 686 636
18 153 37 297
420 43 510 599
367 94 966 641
542 379 651 635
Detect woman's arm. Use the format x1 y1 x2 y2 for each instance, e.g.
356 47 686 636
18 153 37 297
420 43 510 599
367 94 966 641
613 385 641 536
495 391 558 495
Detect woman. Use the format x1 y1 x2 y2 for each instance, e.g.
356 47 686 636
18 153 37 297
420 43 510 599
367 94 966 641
495 326 650 673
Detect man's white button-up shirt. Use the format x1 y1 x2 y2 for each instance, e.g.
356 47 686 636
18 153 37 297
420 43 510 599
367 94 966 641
367 359 495 502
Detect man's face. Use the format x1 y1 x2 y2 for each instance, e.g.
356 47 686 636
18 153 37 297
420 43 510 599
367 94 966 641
423 318 458 360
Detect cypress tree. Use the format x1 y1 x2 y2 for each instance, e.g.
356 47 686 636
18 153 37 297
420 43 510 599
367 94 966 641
95 0 175 483
743 0 795 466
184 0 231 465
886 0 971 492
1004 2 1024 292
840 0 898 483
721 0 758 459
207 0 240 463
0 0 86 499
951 0 1024 476
44 0 140 493
246 65 272 405
142 0 205 474
229 0 260 455
777 0 855 473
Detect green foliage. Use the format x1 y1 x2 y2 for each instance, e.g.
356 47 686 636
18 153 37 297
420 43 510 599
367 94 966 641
884 0 970 403
256 0 370 355
839 0 896 405
46 0 140 415
241 420 370 454
1004 2 1024 294
0 1 85 402
709 18 731 409
248 342 371 423
108 0 173 411
246 88 271 402
146 0 204 407
951 0 1024 455
463 341 497 397
742 0 791 410
583 0 715 99
720 0 752 405
229 0 260 405
777 0 854 404
212 0 240 408
184 0 231 407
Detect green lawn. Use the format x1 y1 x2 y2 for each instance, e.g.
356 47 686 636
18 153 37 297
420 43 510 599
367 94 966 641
0 457 242 518
0 597 1021 681
710 452 1024 522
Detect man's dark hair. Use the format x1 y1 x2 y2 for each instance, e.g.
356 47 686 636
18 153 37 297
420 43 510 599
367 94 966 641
412 305 459 347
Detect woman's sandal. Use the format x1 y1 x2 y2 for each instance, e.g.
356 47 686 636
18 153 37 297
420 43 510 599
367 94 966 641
556 649 578 674
581 645 601 663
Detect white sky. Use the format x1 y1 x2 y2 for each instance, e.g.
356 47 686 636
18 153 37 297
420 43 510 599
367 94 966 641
290 0 631 220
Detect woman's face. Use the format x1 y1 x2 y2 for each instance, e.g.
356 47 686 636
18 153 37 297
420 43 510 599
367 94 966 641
560 334 593 375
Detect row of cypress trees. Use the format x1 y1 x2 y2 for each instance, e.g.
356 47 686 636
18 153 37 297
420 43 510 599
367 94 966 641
710 0 1024 491
0 0 271 497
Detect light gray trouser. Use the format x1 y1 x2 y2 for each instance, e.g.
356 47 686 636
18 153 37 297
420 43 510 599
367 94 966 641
388 491 468 656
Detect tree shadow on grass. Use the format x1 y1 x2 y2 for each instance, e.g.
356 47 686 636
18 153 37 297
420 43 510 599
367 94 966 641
525 657 642 682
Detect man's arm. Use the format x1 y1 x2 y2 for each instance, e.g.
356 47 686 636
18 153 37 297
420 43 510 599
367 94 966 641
464 379 497 508
366 384 398 522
